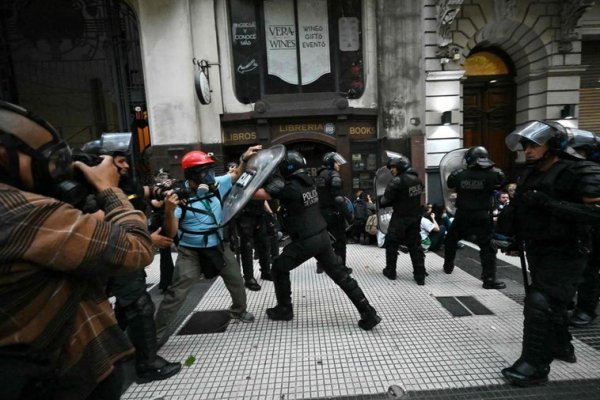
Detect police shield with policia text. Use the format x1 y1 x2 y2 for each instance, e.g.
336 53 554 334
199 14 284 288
442 146 506 290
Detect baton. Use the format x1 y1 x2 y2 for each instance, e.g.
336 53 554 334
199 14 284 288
517 238 529 294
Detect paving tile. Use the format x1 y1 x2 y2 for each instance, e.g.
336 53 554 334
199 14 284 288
125 244 600 400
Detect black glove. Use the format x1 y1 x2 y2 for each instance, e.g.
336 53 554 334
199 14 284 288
521 189 550 207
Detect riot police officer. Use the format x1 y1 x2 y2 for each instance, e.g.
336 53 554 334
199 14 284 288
379 155 427 285
315 152 350 273
236 199 272 289
254 150 381 330
500 121 600 386
567 130 600 327
443 146 506 290
80 135 182 384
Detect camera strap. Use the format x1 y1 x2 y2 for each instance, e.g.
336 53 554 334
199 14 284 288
178 192 223 246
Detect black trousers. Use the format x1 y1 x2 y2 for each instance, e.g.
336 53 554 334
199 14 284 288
237 214 270 278
444 209 496 278
321 208 347 265
384 215 425 278
519 242 588 368
271 230 367 311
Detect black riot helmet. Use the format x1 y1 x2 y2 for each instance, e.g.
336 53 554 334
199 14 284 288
464 146 494 169
279 150 306 177
322 152 347 169
386 154 411 173
567 128 600 162
80 139 101 155
506 120 569 155
0 100 74 195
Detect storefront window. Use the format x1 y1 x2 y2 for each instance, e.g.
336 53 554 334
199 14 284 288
229 0 364 103
351 143 377 192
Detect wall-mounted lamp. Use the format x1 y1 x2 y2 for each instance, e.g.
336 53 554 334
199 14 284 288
561 104 575 120
441 111 452 125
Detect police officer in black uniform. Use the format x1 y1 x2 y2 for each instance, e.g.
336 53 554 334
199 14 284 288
380 155 427 285
236 199 272 289
254 150 381 330
315 152 350 273
499 121 600 386
82 138 181 384
567 130 600 327
443 146 506 290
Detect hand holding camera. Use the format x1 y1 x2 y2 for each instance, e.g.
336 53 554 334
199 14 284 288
74 155 120 192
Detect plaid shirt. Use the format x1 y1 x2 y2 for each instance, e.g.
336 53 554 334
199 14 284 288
0 184 153 397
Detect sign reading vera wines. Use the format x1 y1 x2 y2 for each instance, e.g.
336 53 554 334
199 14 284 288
264 0 330 85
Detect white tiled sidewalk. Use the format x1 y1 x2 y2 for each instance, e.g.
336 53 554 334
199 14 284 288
125 244 600 400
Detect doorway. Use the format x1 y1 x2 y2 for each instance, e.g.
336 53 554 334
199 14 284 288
463 49 516 176
286 141 335 178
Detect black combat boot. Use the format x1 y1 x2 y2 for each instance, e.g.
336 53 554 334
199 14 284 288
261 269 273 281
266 304 294 321
128 313 182 384
443 262 454 274
503 291 552 387
357 299 381 331
483 277 506 289
570 309 596 327
551 321 577 363
244 277 261 291
501 358 549 387
382 267 396 280
414 276 425 286
268 268 293 320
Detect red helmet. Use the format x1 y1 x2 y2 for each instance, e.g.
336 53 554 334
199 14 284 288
181 150 214 170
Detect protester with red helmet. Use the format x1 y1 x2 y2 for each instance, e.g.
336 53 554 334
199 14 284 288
155 145 262 342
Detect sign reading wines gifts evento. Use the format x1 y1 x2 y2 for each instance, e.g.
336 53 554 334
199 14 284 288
264 0 330 85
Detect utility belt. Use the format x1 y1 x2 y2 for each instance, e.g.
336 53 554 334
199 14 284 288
290 227 327 241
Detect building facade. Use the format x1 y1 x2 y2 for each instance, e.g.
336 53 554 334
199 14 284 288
1 0 599 201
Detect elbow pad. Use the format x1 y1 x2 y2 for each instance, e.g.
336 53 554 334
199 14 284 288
265 179 285 197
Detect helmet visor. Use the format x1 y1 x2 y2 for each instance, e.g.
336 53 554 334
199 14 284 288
100 132 132 155
567 128 596 149
506 121 555 151
331 153 347 165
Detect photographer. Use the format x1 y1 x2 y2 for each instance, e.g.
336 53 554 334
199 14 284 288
154 145 262 342
80 137 182 384
0 101 154 399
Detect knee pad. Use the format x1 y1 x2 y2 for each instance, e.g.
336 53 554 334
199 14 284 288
526 289 552 314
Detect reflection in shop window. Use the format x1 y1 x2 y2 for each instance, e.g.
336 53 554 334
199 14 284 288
230 0 364 103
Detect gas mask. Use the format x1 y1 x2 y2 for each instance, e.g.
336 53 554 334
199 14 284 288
188 167 216 196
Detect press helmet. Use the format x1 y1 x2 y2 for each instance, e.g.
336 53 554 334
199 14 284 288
182 150 215 171
279 150 306 177
386 154 411 173
464 146 494 168
0 100 73 194
181 150 215 181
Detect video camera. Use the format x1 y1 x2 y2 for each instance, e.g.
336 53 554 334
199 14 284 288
59 133 133 212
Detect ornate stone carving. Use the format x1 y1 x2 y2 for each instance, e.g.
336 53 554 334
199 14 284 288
494 0 516 21
436 0 464 47
558 0 595 53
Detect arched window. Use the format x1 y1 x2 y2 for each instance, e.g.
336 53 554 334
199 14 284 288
229 0 364 104
464 51 511 76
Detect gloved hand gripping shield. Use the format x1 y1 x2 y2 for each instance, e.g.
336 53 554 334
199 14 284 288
221 144 286 226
